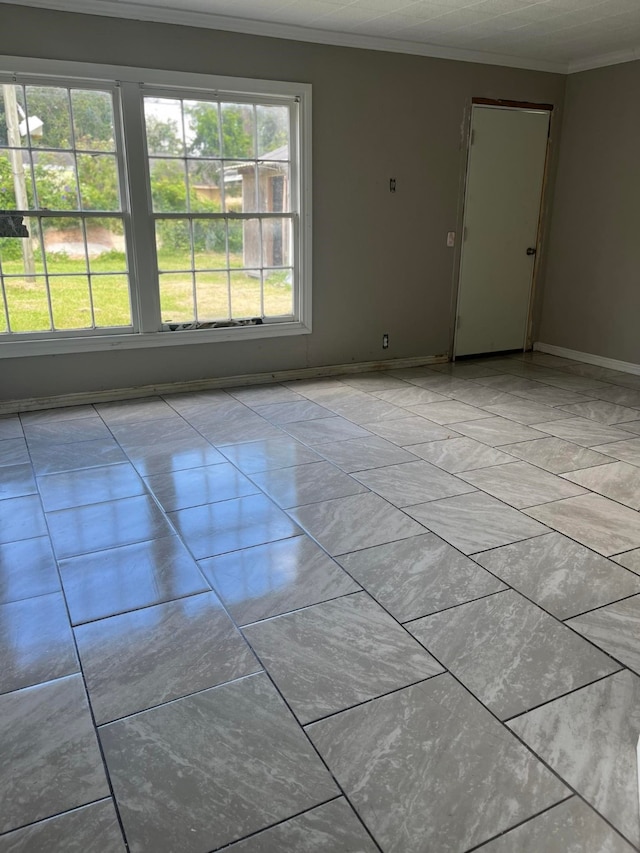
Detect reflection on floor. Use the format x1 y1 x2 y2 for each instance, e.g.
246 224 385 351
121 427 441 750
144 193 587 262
1 351 640 852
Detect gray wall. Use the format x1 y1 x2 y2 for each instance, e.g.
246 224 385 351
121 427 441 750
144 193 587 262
538 60 640 365
0 4 566 400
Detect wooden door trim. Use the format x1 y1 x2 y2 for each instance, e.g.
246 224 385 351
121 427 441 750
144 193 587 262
472 97 554 111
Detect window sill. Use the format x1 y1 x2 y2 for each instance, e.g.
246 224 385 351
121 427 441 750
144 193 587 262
0 319 311 358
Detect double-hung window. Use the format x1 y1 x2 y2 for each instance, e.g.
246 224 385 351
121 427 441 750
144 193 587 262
0 58 311 355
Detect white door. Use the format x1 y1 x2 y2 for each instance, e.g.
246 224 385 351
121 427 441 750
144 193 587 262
454 105 550 357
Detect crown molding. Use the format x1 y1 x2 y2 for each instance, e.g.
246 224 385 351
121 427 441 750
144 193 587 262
1 0 569 74
568 46 640 74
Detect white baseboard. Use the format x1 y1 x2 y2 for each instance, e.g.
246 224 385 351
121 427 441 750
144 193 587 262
533 342 640 377
1 353 448 414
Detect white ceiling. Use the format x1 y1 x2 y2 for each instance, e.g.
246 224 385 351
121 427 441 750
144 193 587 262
4 0 640 73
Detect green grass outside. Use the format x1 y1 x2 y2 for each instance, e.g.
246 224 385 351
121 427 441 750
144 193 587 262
0 249 293 333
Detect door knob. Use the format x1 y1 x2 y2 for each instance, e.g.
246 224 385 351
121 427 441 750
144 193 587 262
526 247 537 256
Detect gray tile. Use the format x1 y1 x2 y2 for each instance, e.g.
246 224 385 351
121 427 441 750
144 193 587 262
164 388 236 415
532 418 632 447
474 533 640 620
227 383 303 405
243 593 442 723
593 386 640 407
283 417 372 445
558 400 640 425
0 675 109 834
59 536 209 624
0 438 30 467
0 593 78 695
0 416 23 440
407 400 490 424
38 463 145 512
200 536 360 625
125 437 226 476
0 537 59 605
75 591 260 724
24 419 112 446
30 438 127 475
429 362 500 379
220 436 322 474
484 398 570 424
475 797 635 853
194 410 284 446
619 420 640 435
328 396 408 425
100 673 338 853
564 461 640 510
0 463 36 500
252 400 331 424
534 374 613 393
337 533 506 622
109 417 202 449
169 494 300 559
525 494 640 556
593 437 640 466
223 798 377 853
475 374 544 393
445 385 515 408
95 396 179 424
408 590 618 719
500 437 613 474
316 436 418 473
372 386 448 406
0 495 47 544
511 387 598 406
568 595 640 676
19 405 96 424
405 492 549 554
396 373 470 393
459 461 586 508
249 461 367 509
360 416 460 446
453 417 547 446
289 492 424 556
145 463 258 512
410 436 515 473
48 494 172 559
614 549 640 574
0 800 126 853
337 373 409 392
308 674 568 853
509 670 640 848
353 460 475 506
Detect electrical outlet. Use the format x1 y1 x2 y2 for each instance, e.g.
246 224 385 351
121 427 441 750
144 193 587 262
382 333 389 349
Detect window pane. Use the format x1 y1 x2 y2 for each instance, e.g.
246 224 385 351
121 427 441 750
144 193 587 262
49 275 92 329
4 275 52 331
195 271 230 321
264 269 293 317
149 158 187 212
88 218 127 274
188 159 221 212
91 274 131 327
77 154 120 211
0 218 44 275
257 105 289 158
71 89 115 152
262 218 292 268
221 103 254 159
258 165 290 213
193 219 226 269
42 217 88 274
159 272 195 323
33 151 79 210
144 98 185 156
229 269 261 319
155 219 192 271
25 86 71 149
185 100 220 158
0 148 34 210
227 220 243 268
238 162 257 214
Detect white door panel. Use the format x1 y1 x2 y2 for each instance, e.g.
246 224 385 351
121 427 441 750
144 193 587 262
455 106 550 357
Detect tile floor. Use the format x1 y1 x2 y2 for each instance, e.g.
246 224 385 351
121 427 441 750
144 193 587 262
1 352 640 852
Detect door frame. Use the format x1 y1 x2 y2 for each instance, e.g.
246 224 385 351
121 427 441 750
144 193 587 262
448 97 554 361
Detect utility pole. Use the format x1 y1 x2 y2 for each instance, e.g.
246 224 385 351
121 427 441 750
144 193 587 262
3 84 35 281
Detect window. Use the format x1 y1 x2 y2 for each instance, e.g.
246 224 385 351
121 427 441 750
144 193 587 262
0 59 311 355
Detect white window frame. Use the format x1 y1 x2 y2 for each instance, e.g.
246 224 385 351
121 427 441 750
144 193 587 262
0 56 312 358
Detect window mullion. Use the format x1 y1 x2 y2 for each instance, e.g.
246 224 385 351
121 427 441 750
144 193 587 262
119 80 161 333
